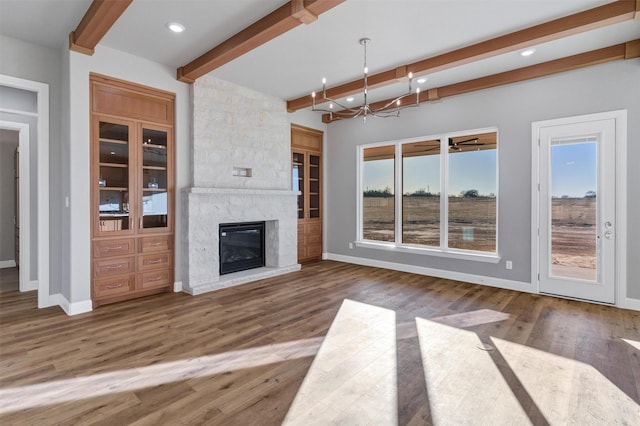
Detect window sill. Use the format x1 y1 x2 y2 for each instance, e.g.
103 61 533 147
354 240 501 264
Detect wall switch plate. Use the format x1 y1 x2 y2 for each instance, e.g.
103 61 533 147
506 260 512 270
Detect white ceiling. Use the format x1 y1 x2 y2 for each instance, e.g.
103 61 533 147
1 0 638 107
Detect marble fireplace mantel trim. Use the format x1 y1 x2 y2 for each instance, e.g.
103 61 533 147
184 187 297 197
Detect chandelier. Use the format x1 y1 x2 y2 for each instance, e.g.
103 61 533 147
311 38 421 121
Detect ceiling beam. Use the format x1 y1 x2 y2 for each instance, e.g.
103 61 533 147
177 0 345 83
322 39 639 123
290 0 638 112
69 0 133 55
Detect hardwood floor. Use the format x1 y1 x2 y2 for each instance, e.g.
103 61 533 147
0 261 638 425
0 267 19 293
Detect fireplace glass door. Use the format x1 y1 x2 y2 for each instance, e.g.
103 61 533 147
219 222 265 275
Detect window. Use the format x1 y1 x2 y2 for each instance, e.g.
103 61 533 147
402 140 440 247
359 129 498 257
362 146 395 242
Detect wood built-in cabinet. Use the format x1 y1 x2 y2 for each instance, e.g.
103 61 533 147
90 74 175 307
291 124 323 263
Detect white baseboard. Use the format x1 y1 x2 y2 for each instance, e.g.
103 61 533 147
0 260 16 269
325 253 533 294
322 252 329 260
25 280 38 291
58 294 93 316
624 297 640 312
39 292 60 309
174 281 183 292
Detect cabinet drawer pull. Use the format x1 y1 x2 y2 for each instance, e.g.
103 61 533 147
148 258 164 264
103 245 123 251
148 276 163 282
150 242 163 246
105 264 124 271
106 283 123 289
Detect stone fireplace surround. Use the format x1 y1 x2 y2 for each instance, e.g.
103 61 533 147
182 188 299 295
182 75 302 295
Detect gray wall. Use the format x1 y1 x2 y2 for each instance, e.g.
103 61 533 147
1 35 63 295
325 59 640 300
0 137 18 262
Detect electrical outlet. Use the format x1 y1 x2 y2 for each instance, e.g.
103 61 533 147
349 242 354 249
506 260 513 270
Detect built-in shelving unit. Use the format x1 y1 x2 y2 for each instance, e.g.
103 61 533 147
291 124 323 263
90 73 175 307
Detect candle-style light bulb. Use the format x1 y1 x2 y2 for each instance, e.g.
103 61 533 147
408 72 413 80
322 77 326 85
364 66 368 74
312 91 316 98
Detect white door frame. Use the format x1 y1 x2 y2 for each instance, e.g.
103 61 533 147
0 121 30 291
0 74 52 308
532 110 627 307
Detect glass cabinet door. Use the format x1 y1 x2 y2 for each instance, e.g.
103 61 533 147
140 125 170 230
292 152 305 219
309 154 320 219
97 120 132 234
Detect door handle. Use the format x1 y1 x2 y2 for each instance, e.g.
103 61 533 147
604 230 613 239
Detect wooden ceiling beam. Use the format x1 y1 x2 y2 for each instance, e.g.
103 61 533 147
291 0 638 113
69 0 133 55
177 0 345 83
322 40 639 123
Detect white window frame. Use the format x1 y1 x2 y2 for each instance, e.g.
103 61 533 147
356 127 501 264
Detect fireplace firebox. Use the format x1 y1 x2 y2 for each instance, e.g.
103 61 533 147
219 222 265 275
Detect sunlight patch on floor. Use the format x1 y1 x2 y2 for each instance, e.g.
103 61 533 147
430 308 511 328
493 336 640 424
0 337 323 414
622 338 640 351
283 299 397 425
415 317 532 425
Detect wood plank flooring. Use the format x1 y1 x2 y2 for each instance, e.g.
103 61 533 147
0 261 638 425
0 267 19 293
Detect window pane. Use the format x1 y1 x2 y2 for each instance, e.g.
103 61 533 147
363 146 395 242
402 140 440 246
448 133 497 252
550 138 597 281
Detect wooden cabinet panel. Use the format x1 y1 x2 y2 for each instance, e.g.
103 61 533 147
94 275 135 298
94 256 136 278
140 269 172 290
138 252 173 271
93 238 135 258
140 235 172 253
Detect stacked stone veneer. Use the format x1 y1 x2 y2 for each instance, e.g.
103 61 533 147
183 76 300 295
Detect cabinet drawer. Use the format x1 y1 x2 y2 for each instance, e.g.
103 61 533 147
140 235 172 253
307 243 322 258
94 274 134 298
93 239 135 258
140 269 172 290
94 256 136 278
138 252 173 271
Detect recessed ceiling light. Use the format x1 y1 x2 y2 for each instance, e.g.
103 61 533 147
167 22 185 33
520 48 536 57
417 78 427 84
346 96 354 102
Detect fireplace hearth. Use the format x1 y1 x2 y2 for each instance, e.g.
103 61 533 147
219 222 265 275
